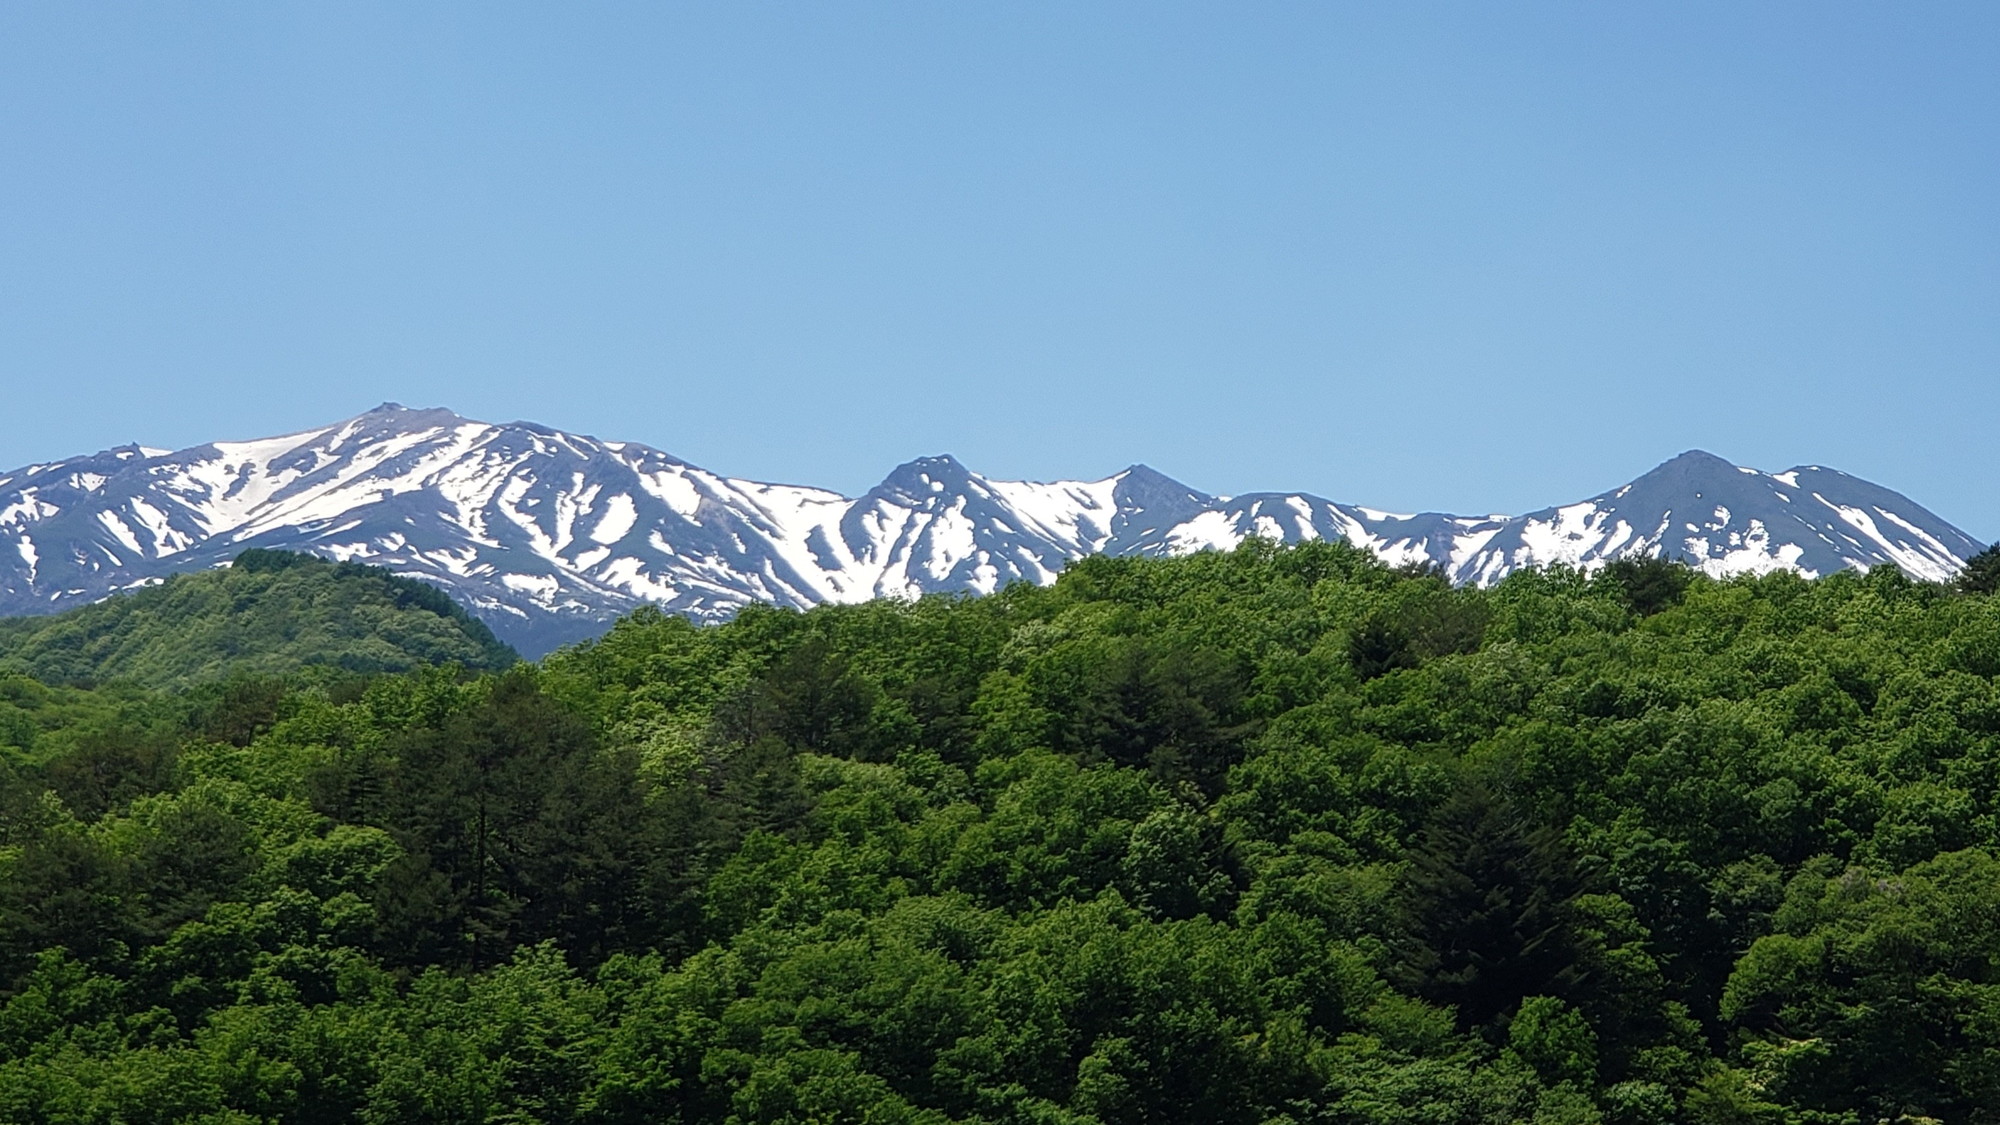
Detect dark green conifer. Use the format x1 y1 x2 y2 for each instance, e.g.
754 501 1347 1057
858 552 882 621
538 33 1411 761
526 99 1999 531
1957 542 2000 595
1602 555 1693 616
1393 782 1593 1036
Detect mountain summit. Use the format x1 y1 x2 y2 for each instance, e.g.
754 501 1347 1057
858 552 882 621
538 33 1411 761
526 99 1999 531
0 407 1980 655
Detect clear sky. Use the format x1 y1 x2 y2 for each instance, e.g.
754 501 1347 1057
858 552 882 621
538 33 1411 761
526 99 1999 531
3 3 1996 539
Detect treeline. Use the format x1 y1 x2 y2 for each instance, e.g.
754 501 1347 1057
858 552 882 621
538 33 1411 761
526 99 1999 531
5 542 2000 1123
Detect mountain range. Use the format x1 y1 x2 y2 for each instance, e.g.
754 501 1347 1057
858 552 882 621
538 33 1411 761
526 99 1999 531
0 404 1981 655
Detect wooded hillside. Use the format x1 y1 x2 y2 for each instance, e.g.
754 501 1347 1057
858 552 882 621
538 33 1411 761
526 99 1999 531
0 549 516 689
5 541 2000 1123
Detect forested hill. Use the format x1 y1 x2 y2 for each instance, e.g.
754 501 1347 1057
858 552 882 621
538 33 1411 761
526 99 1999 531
0 549 516 688
6 541 2000 1122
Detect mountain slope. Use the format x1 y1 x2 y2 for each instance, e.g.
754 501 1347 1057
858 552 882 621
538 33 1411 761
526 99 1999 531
0 549 517 688
1450 449 1980 585
0 405 1981 655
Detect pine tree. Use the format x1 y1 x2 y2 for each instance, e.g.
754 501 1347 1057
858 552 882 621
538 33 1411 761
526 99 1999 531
357 668 651 968
1393 782 1593 1036
1957 543 2000 595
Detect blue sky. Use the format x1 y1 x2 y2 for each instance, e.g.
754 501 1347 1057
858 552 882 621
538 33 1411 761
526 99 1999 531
3 3 1996 538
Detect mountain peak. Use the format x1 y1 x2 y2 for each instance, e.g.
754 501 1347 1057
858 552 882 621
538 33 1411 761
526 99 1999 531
870 454 976 500
1114 463 1212 509
1627 448 1760 490
352 401 470 424
1666 448 1733 465
340 403 471 438
1119 463 1200 489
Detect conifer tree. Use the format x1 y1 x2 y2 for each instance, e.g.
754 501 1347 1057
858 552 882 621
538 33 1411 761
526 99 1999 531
1602 555 1693 616
1957 542 2000 595
1393 782 1593 1035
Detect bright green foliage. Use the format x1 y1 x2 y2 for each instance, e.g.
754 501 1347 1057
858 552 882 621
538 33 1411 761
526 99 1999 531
0 549 516 689
1507 996 1597 1088
5 540 2000 1122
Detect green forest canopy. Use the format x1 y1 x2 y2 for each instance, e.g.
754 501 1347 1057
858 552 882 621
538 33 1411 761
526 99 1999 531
0 549 517 689
5 541 2000 1123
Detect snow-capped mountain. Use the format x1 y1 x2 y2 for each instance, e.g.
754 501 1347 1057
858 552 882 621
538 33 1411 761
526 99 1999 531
0 405 1982 655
